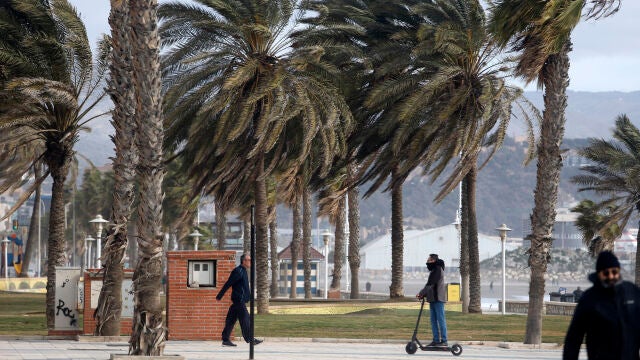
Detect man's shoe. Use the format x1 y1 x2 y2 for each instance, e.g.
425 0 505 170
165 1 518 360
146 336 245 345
436 341 448 347
222 340 237 347
427 341 438 347
250 339 263 346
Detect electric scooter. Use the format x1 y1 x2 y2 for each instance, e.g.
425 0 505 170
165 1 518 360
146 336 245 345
405 298 463 356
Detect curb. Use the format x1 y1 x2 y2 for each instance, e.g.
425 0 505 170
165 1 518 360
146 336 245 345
0 335 563 349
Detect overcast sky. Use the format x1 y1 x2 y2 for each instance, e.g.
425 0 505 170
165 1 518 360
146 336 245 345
69 0 640 93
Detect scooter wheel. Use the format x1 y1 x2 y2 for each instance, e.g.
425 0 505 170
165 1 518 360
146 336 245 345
450 344 463 356
405 341 418 354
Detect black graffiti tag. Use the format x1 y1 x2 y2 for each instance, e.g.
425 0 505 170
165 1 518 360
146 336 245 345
56 299 77 327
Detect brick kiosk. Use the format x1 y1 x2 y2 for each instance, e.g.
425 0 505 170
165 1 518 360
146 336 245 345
82 269 135 335
166 250 237 340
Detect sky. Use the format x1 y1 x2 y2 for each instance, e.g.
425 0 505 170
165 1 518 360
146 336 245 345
69 0 640 93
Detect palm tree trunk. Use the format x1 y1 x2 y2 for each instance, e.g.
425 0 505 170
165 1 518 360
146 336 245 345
215 200 226 250
243 218 251 254
347 165 360 299
302 186 312 299
524 40 571 345
254 155 270 314
460 179 470 313
45 160 71 328
290 198 301 298
128 0 167 354
21 166 41 278
268 205 279 296
389 165 404 298
95 0 138 336
330 197 346 291
466 165 481 313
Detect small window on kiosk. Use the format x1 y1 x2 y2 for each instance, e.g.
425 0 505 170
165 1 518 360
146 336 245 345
188 260 216 287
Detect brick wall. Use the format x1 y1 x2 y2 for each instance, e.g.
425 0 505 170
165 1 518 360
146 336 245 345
166 250 237 340
82 270 134 335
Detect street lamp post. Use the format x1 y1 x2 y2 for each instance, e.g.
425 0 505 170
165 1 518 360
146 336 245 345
189 229 203 251
84 235 95 269
321 230 332 299
89 215 109 268
495 224 511 315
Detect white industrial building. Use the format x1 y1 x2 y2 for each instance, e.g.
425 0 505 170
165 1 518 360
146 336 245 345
359 224 519 271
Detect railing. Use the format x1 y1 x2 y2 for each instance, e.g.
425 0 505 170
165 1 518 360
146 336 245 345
499 300 576 316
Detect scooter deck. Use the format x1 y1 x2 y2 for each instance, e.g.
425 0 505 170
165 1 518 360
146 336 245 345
419 345 450 351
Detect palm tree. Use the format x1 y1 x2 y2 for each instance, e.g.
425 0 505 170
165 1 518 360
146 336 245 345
128 0 167 355
347 164 361 299
572 115 640 283
94 0 139 336
159 0 351 313
571 199 621 256
330 196 347 292
215 200 227 250
0 0 109 328
488 0 619 343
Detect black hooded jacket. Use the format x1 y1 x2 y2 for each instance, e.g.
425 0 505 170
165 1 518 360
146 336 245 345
563 272 640 360
419 259 447 303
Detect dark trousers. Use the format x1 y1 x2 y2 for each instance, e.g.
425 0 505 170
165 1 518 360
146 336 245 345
222 302 251 342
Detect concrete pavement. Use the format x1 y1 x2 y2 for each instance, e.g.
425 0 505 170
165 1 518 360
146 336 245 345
0 337 587 360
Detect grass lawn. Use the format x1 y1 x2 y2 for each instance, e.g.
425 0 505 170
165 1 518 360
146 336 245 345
0 291 572 343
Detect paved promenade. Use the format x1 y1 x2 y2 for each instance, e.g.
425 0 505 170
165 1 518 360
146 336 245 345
0 337 586 360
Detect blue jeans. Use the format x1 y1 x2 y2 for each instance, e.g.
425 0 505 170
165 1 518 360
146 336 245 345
429 301 447 343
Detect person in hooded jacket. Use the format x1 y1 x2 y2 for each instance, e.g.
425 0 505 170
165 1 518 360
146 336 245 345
563 250 640 360
417 253 448 347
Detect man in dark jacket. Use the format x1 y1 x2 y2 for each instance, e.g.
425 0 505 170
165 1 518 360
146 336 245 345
563 251 640 360
216 253 262 347
417 253 448 347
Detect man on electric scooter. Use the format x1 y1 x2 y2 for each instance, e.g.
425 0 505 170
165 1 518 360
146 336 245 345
417 253 448 347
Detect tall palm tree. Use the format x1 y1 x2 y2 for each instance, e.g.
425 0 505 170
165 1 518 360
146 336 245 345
488 0 619 343
94 0 139 336
0 0 109 328
128 0 167 355
347 164 361 299
159 0 351 313
572 115 640 283
356 0 537 308
330 196 347 292
215 200 227 250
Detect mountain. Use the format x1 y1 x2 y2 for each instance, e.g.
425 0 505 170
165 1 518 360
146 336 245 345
512 90 640 138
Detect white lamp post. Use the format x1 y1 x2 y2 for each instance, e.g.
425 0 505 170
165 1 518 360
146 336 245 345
2 236 10 278
496 224 512 315
89 215 109 268
321 230 332 299
84 235 95 269
189 229 203 250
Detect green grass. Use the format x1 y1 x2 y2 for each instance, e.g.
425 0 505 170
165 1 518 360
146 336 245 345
0 291 571 343
0 291 47 335
255 304 571 343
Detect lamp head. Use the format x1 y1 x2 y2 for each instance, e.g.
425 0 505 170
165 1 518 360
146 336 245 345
495 223 512 239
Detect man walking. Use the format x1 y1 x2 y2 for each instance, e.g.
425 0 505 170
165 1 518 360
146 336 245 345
563 251 640 359
216 253 262 347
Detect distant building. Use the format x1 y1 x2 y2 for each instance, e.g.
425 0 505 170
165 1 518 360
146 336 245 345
276 245 325 296
359 224 518 271
552 208 582 249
